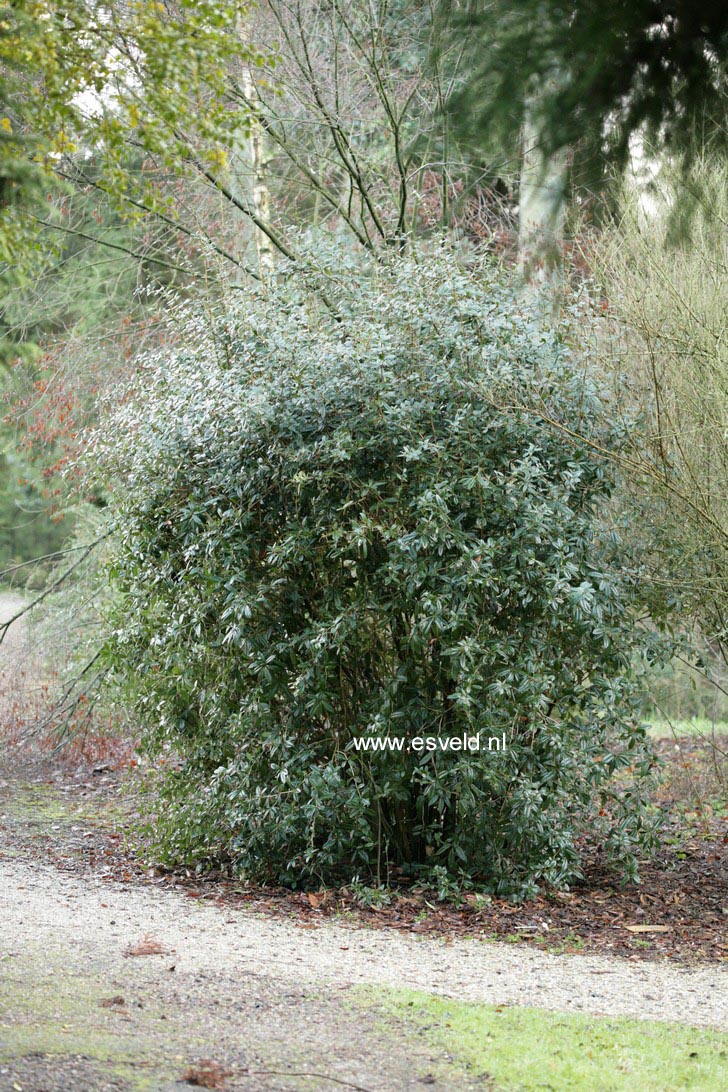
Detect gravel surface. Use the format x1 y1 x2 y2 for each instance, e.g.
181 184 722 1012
1 855 726 1030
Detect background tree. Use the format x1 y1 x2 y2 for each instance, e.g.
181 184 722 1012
1 0 102 569
441 2 728 171
43 1 517 279
1 1 262 572
439 1 728 276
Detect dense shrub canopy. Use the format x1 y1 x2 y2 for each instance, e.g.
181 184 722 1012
100 253 664 898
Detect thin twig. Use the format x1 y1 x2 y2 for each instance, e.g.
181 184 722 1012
0 537 107 646
0 542 99 579
239 1071 373 1091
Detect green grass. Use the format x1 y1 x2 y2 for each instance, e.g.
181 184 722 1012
373 989 728 1091
646 717 728 739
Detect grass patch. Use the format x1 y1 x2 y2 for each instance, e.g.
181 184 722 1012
647 717 728 739
372 989 728 1091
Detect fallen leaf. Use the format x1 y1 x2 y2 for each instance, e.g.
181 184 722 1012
124 933 168 956
182 1060 231 1088
100 996 126 1009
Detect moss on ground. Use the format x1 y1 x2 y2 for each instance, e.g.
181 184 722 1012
365 987 728 1091
0 950 197 1090
0 780 116 830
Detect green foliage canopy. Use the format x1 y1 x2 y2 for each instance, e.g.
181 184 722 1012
440 1 728 167
97 251 667 897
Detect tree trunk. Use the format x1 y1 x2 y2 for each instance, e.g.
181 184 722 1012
517 98 566 285
240 63 274 276
230 19 274 278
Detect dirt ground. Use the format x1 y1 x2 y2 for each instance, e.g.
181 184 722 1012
0 761 475 1092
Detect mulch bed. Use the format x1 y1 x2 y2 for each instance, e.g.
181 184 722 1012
2 738 725 965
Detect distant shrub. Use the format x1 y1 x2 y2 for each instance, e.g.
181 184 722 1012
596 157 728 696
99 252 667 898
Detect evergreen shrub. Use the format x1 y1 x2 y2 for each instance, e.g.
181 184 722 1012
100 254 665 897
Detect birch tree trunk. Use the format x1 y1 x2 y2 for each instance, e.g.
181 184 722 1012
518 97 567 285
240 61 274 276
229 18 274 278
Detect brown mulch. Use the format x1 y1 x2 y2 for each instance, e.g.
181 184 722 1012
139 823 727 965
1 739 725 966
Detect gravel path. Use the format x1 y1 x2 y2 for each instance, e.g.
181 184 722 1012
1 855 726 1030
0 593 30 678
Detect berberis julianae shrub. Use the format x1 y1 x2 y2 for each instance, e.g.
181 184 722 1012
99 252 666 898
